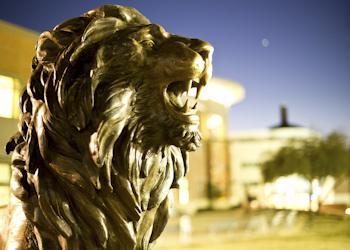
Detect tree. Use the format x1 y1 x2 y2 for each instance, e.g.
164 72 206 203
261 132 350 211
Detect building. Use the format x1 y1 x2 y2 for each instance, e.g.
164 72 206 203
229 106 349 212
182 78 245 211
230 106 318 209
0 20 38 206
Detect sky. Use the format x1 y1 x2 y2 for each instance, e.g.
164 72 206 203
1 0 349 136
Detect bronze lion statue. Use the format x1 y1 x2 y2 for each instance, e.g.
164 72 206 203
3 5 213 250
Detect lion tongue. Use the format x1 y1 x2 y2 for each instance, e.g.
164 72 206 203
169 92 186 110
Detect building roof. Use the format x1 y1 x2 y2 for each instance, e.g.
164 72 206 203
231 126 319 141
270 105 300 129
230 106 319 140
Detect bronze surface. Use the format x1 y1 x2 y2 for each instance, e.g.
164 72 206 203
4 5 213 250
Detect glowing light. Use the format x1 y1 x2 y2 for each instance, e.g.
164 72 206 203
0 75 19 118
264 175 321 210
310 194 318 201
206 114 223 130
179 178 189 205
179 215 191 243
0 164 10 183
200 78 245 107
345 208 350 215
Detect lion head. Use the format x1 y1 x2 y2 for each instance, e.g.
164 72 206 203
5 5 213 250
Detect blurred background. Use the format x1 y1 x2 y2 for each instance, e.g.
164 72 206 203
0 0 349 249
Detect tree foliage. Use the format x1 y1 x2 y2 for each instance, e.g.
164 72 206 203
261 132 350 183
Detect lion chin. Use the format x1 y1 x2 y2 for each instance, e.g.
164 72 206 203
4 5 213 250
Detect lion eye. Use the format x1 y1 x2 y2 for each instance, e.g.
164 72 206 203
140 40 155 48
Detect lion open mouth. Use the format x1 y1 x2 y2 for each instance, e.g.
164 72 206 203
164 77 206 124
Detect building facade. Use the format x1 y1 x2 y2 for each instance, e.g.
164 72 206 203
229 107 349 212
230 125 319 210
0 20 38 206
183 78 245 211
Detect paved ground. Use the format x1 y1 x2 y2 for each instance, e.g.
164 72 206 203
156 237 350 250
1 207 349 249
155 209 350 250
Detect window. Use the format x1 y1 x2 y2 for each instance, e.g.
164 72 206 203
0 163 11 206
0 74 21 118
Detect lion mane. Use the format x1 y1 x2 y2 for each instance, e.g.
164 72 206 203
4 5 213 250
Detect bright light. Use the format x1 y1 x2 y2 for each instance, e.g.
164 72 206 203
345 208 350 215
179 215 191 243
0 75 19 118
264 175 319 210
310 194 318 201
206 114 223 130
0 163 10 183
179 178 189 205
200 78 245 107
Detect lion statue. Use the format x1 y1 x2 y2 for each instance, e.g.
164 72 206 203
3 5 213 250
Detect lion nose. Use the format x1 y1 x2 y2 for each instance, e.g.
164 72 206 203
192 55 206 74
190 39 213 83
190 39 214 62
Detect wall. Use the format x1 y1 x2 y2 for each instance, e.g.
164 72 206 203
0 20 38 206
0 20 38 84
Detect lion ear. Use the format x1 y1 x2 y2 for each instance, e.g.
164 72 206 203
36 31 63 71
36 17 89 71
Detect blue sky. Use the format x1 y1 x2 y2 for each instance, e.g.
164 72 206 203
1 0 349 136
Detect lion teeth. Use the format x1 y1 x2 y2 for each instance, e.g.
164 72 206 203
180 92 187 105
184 99 189 111
196 85 203 99
186 80 192 93
188 87 196 98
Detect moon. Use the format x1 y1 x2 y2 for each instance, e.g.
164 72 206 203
262 38 270 48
